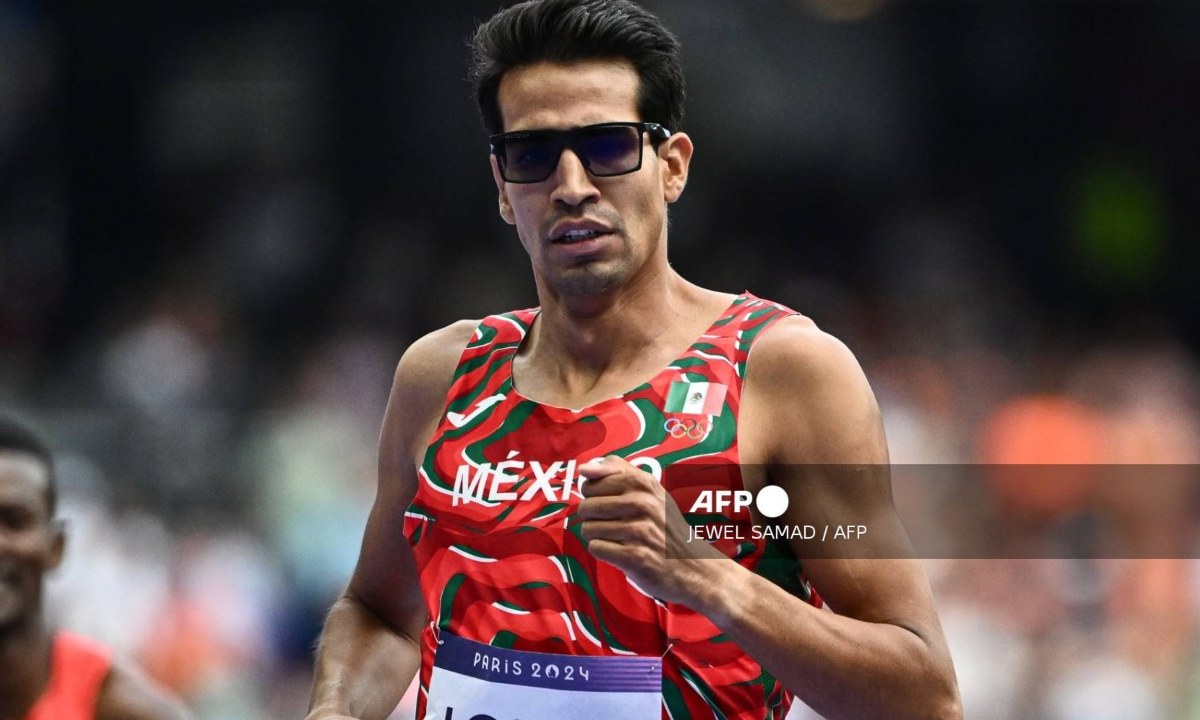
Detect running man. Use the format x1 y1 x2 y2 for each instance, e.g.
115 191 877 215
307 1 959 718
0 417 192 720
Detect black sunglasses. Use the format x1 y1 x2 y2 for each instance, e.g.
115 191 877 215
490 121 672 184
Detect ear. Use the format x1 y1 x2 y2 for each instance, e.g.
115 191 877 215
490 155 516 225
46 518 66 571
659 131 694 204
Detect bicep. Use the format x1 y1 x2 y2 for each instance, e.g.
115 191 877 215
346 321 476 640
346 472 427 643
345 362 432 641
774 464 935 632
751 321 935 628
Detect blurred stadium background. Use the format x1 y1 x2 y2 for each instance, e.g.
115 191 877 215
2 1 1199 718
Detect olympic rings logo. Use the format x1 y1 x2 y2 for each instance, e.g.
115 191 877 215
664 417 712 439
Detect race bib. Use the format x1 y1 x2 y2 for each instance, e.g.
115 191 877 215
424 632 662 720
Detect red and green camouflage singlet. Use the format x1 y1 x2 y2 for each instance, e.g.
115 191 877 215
404 293 822 720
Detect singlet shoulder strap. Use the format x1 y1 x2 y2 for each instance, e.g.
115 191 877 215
441 308 537 418
718 294 799 379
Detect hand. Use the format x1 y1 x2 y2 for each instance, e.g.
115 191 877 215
576 455 726 605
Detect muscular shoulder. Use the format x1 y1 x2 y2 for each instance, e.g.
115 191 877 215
95 663 191 720
743 315 887 464
382 319 480 476
391 319 480 409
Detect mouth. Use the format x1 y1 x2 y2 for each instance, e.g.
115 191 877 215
551 228 612 244
547 231 616 262
544 218 621 263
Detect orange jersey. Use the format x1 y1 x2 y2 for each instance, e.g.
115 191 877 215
25 631 111 720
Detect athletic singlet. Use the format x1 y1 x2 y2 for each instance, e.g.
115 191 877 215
404 293 822 720
25 631 111 720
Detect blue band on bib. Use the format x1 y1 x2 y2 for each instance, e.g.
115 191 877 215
435 632 661 693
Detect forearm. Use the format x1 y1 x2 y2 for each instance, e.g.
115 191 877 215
691 560 960 720
307 593 423 720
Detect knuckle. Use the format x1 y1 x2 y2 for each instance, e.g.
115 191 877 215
633 495 659 517
580 520 602 541
632 545 657 567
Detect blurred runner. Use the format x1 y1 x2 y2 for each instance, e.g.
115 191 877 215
0 417 192 720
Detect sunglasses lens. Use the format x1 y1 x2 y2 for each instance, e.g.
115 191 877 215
495 124 652 183
577 126 641 176
500 134 558 182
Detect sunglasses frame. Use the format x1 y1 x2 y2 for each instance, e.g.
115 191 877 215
489 121 672 184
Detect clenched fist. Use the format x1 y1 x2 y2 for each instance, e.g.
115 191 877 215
576 455 726 606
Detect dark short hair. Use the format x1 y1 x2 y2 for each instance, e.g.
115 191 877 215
0 417 56 516
469 0 685 134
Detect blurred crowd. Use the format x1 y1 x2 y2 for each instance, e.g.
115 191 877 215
3 1 1199 719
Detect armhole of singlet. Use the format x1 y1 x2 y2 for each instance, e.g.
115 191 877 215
428 310 537 423
736 301 801 389
407 319 497 499
732 303 828 611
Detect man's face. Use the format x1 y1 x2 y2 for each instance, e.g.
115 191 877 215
492 59 692 299
0 452 62 630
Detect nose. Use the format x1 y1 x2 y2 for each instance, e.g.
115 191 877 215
548 148 600 207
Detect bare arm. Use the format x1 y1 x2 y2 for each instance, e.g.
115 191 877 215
577 317 959 719
702 318 960 719
306 320 477 720
95 663 192 720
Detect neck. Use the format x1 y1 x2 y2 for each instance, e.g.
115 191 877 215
534 263 697 372
518 257 734 409
0 616 52 719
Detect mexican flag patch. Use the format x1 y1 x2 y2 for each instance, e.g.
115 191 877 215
664 381 727 416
